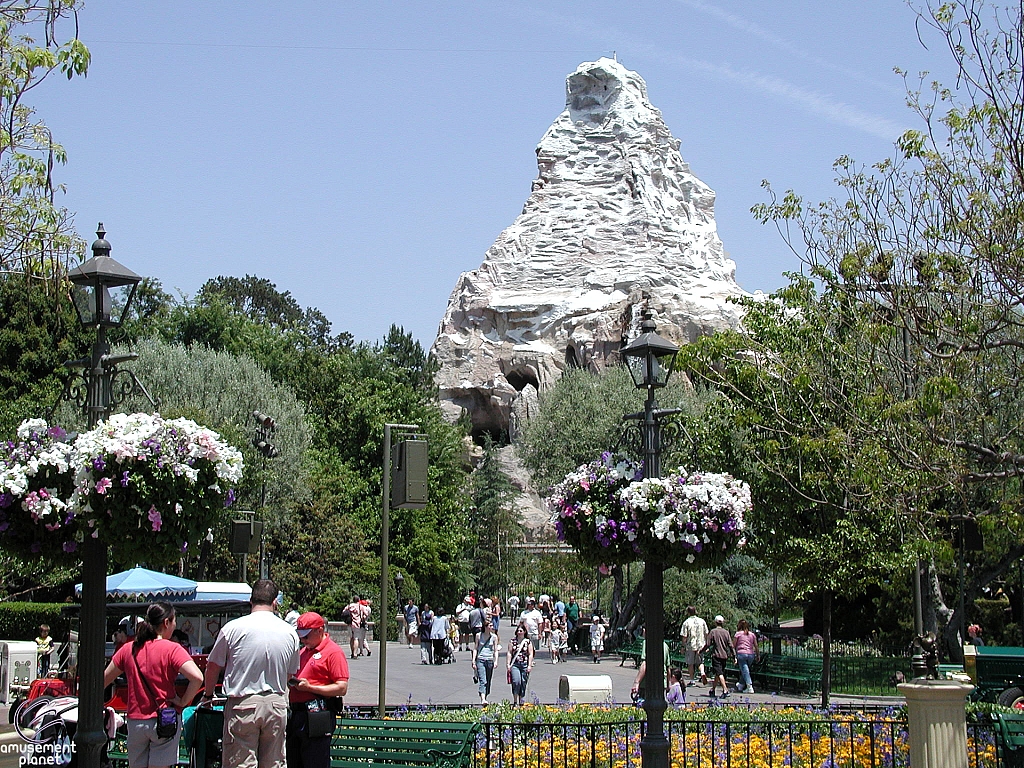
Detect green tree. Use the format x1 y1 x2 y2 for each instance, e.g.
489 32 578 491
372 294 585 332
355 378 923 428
0 0 90 277
681 279 916 705
746 0 1024 659
468 436 522 595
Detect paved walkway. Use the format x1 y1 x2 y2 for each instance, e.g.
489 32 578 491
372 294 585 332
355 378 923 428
0 640 901 768
345 639 900 709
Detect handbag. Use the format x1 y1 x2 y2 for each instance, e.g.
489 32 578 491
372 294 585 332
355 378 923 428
506 668 513 684
131 645 178 740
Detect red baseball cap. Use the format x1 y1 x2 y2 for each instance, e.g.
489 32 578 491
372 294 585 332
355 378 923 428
296 612 325 637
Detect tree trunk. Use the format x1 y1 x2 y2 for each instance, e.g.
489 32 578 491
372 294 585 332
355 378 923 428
609 566 645 648
820 589 832 708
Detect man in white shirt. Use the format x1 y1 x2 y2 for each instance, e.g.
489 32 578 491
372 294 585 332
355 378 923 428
455 596 473 651
203 579 299 768
519 598 543 651
679 605 709 686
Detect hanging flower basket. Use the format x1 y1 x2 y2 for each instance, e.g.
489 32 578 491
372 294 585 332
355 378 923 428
548 454 750 570
0 414 244 565
548 452 644 567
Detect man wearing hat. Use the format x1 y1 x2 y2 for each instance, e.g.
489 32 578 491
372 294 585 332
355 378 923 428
287 613 348 768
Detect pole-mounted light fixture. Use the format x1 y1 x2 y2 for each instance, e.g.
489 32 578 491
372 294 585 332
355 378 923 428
621 311 679 391
68 224 142 329
619 309 680 768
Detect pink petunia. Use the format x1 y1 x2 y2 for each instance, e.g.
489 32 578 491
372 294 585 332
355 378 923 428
147 505 162 532
95 477 112 495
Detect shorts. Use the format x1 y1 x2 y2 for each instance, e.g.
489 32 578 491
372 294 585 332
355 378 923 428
685 649 703 668
711 655 727 677
458 621 471 635
127 714 181 768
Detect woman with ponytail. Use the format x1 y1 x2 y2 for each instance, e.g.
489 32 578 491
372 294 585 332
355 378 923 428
103 602 203 768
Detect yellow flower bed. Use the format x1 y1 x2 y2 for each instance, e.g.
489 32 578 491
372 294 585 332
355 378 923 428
474 721 998 768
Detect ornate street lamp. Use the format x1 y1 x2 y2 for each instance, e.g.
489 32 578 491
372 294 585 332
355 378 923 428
620 310 680 768
66 225 144 768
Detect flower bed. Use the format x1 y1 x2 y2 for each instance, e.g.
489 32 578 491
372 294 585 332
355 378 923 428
390 704 997 768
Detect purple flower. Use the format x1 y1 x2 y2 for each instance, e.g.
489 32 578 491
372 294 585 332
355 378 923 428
147 506 162 532
225 489 236 507
63 541 77 553
47 426 66 440
121 471 130 487
92 457 106 471
0 492 12 509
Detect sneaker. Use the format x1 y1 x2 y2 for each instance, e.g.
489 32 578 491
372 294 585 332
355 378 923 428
700 673 708 685
745 687 755 694
720 691 730 698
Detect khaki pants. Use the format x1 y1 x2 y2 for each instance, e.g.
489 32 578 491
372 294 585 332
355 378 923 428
223 692 288 768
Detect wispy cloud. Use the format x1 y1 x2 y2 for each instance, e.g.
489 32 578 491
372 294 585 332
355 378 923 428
675 0 906 98
530 9 908 142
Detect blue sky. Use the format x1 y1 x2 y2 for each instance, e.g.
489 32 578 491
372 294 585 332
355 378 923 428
34 1 957 345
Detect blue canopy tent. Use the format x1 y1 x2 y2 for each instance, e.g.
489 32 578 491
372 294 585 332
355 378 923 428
74 567 198 601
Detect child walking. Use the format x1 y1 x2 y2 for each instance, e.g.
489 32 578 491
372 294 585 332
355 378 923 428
590 613 606 663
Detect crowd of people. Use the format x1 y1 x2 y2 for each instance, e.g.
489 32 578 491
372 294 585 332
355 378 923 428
103 583 773 767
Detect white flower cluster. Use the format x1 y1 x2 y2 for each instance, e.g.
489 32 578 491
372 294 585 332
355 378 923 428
619 468 750 545
0 424 74 522
72 412 244 491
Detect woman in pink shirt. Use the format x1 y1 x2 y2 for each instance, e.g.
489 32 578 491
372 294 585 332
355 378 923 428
733 619 759 694
103 602 203 768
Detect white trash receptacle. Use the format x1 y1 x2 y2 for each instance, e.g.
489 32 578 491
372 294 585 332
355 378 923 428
559 675 613 703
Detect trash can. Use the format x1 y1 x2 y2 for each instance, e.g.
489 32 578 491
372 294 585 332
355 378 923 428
558 675 613 703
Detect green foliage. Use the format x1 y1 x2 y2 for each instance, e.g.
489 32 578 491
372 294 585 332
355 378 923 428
0 1 90 277
520 366 742 492
52 337 310 520
0 603 70 642
0 273 85 435
468 436 522 595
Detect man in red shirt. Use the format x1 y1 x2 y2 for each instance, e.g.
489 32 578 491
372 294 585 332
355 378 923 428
287 613 349 768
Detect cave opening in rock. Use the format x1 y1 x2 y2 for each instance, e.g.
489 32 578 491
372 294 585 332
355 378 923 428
505 367 539 392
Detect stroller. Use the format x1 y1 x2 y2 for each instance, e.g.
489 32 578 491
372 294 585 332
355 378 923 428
13 695 123 767
434 635 457 664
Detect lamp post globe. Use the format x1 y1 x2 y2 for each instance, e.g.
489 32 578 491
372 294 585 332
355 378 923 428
620 310 679 768
66 225 143 768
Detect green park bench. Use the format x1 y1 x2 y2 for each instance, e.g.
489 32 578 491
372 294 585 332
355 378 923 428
753 653 823 695
618 639 645 667
997 712 1024 768
332 718 480 768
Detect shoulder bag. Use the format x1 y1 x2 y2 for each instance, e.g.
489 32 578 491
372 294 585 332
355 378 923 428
131 644 178 739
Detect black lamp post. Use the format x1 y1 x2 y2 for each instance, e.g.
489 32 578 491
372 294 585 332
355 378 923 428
66 224 143 768
620 310 679 768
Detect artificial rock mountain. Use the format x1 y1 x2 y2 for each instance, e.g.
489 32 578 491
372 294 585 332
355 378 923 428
433 57 749 443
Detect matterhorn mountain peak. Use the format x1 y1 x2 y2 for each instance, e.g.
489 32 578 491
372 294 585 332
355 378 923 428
432 57 749 443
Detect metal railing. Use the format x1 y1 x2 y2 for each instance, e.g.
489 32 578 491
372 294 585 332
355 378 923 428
472 716 999 768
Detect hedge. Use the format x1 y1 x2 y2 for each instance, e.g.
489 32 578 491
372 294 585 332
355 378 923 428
0 603 71 642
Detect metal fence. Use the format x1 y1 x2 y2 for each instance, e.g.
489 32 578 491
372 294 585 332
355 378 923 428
472 716 999 768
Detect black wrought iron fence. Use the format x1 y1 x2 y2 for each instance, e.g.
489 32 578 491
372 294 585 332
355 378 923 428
472 716 999 768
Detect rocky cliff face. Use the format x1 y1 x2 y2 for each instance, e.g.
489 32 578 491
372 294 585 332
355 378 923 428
433 57 748 439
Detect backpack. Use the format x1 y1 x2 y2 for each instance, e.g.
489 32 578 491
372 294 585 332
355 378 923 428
340 606 353 625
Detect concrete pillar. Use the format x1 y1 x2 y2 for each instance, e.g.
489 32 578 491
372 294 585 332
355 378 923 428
898 679 974 768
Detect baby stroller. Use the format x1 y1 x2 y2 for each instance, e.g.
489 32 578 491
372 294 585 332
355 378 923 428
434 635 457 664
14 695 123 767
